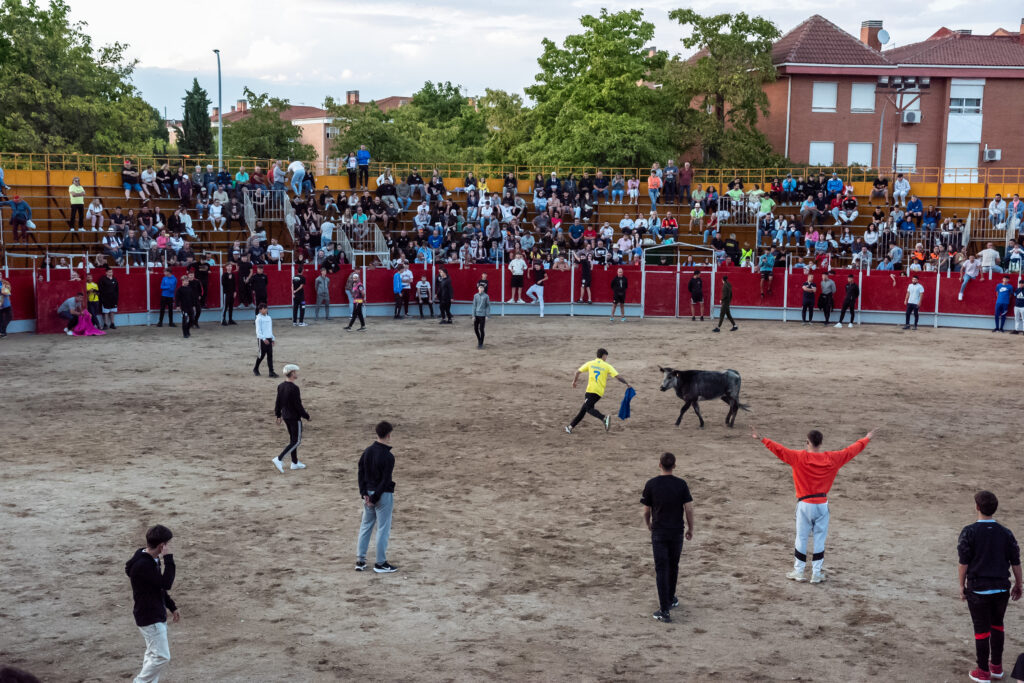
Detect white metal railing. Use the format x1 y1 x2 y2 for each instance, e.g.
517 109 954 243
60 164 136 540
243 190 256 235
336 230 355 265
374 226 391 269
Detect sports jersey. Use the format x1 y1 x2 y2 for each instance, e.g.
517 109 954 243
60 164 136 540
578 359 618 397
86 281 99 303
995 282 1013 305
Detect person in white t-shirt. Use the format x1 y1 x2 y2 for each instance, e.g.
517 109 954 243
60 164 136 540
508 252 527 303
903 275 925 330
208 200 226 231
288 160 305 197
977 242 1004 275
266 239 285 263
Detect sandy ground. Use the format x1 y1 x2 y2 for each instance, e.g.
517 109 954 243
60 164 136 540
0 314 1021 683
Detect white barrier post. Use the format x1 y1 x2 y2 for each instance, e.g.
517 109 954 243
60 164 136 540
709 256 717 321
639 254 646 320
569 262 575 317
146 255 152 326
782 255 789 323
857 268 863 326
934 269 941 328
674 258 680 318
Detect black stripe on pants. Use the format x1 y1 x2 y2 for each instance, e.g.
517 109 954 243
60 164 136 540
651 531 684 613
571 392 604 427
277 419 301 464
348 303 365 329
473 316 485 344
819 294 833 324
180 310 193 337
905 303 919 326
838 300 856 324
967 591 1009 672
255 339 274 373
292 298 305 323
801 302 814 322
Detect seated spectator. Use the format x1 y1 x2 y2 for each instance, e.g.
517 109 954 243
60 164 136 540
102 228 124 264
888 243 904 269
86 198 104 232
833 191 858 226
209 199 226 231
800 195 819 226
781 174 797 205
989 193 1008 225
838 227 854 255
978 241 1004 274
803 227 819 257
123 228 143 266
876 256 894 271
226 197 245 231
892 173 911 207
122 160 147 201
906 195 923 228
871 175 889 205
213 184 229 205
922 205 941 229
852 246 872 269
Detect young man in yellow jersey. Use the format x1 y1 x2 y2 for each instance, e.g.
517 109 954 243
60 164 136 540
566 348 631 433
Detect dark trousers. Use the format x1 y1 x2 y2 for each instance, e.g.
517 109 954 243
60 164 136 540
818 294 833 324
570 392 604 427
905 303 919 327
801 301 814 323
663 179 677 203
418 298 434 318
158 297 174 325
255 339 274 373
680 184 691 204
87 301 101 327
69 204 84 230
967 591 1009 672
394 293 404 318
223 291 235 322
838 299 856 324
180 309 194 337
651 531 684 613
402 289 410 315
717 302 734 328
473 315 486 344
277 418 301 464
0 306 11 334
59 311 78 331
238 284 251 307
347 303 365 329
347 170 357 189
193 303 202 326
358 165 369 186
292 297 305 323
440 300 452 321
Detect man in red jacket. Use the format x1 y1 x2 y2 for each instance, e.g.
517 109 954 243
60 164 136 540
751 426 876 584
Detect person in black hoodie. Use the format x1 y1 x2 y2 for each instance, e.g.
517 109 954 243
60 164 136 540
272 364 311 473
356 421 398 573
221 263 237 325
174 274 196 338
436 268 453 324
125 524 179 683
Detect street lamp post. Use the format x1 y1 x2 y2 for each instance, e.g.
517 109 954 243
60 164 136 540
213 49 223 171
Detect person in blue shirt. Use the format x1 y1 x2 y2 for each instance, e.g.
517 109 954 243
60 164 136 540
782 175 797 204
906 195 924 228
427 228 443 251
415 244 433 264
157 269 177 327
392 264 405 319
876 257 894 271
0 195 33 244
994 275 1014 332
758 249 775 298
356 145 371 190
825 173 844 198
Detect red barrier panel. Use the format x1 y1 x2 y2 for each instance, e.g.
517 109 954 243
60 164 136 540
6 270 37 320
644 267 676 316
35 279 84 334
674 270 712 318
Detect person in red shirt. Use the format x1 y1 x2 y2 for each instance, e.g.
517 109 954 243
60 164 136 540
751 425 876 583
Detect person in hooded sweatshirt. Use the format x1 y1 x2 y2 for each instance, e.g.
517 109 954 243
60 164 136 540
125 524 179 683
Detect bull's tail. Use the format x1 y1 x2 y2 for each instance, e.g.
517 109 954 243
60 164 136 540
737 402 751 412
725 369 749 411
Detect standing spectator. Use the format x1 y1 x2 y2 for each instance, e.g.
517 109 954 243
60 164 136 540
903 274 925 330
801 273 816 325
291 269 308 327
221 263 237 325
960 255 981 300
1013 277 1024 335
647 171 662 210
835 274 859 328
751 426 875 584
508 252 527 303
67 176 86 231
678 162 693 204
436 268 453 324
56 293 84 335
273 364 310 472
356 421 399 573
994 275 1013 333
957 490 1022 683
688 270 704 321
526 261 547 317
313 267 331 322
98 269 119 330
188 266 205 327
415 275 433 319
818 271 835 327
0 274 12 337
392 264 405 319
174 273 196 338
641 452 694 623
157 269 176 327
253 303 276 377
472 283 490 349
610 267 628 322
758 248 775 298
122 160 147 201
713 274 737 333
892 173 910 207
124 524 180 683
356 145 371 190
345 275 366 331
84 273 101 328
345 152 358 189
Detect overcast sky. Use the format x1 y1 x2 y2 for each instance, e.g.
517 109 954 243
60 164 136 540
66 0 1016 119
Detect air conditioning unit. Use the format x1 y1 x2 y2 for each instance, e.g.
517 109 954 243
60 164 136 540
984 148 1002 162
902 111 921 124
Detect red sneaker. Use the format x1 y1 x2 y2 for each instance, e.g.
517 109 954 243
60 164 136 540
969 668 991 682
989 663 1003 679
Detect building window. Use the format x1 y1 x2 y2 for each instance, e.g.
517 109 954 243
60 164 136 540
808 141 835 166
850 83 875 113
811 82 838 113
949 97 982 115
893 143 917 172
326 126 340 138
847 143 873 166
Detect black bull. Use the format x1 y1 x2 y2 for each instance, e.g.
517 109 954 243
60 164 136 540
659 367 750 428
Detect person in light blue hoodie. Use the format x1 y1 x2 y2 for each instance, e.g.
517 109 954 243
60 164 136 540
157 269 177 327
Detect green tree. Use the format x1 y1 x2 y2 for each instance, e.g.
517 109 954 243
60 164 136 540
665 9 783 166
478 89 528 164
326 99 424 162
220 87 315 160
174 78 213 155
0 0 164 154
410 81 466 128
520 9 670 166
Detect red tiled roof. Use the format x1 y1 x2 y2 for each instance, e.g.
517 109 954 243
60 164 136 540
882 33 1024 67
211 105 328 124
772 14 891 66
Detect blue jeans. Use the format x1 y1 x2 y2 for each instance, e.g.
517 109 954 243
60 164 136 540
794 501 829 574
593 188 608 202
960 274 976 294
398 196 412 210
703 229 715 243
411 184 426 200
649 189 660 208
357 491 393 564
291 168 305 195
612 189 624 203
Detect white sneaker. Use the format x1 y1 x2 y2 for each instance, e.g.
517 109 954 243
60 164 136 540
958 293 964 301
786 569 807 582
507 298 515 303
298 322 308 327
810 572 826 584
290 462 306 470
517 299 526 304
91 227 98 232
272 457 284 473
834 322 843 328
847 323 853 328
65 329 74 336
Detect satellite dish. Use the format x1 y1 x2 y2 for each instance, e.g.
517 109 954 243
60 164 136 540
878 29 891 45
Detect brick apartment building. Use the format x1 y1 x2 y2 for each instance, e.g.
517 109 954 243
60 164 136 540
759 15 1024 179
210 90 411 169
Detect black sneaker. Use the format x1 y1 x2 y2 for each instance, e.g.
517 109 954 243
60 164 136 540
228 320 237 325
373 562 398 573
253 368 260 376
355 560 366 572
712 327 720 333
268 372 279 378
730 326 738 331
156 323 163 327
652 610 672 623
670 596 679 609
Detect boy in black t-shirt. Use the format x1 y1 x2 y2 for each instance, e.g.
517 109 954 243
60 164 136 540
641 452 694 623
292 272 307 326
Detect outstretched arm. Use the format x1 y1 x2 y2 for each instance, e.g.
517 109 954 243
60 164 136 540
615 375 631 387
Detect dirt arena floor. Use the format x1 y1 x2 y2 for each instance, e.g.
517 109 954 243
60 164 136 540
0 313 1021 682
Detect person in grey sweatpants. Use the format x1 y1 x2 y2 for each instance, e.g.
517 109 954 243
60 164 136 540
313 267 331 321
356 421 398 573
472 283 490 348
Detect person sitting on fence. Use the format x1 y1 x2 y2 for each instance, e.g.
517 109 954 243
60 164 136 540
892 173 911 207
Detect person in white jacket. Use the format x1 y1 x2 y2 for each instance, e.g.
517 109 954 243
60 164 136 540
254 303 277 377
989 194 1008 225
892 174 911 207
